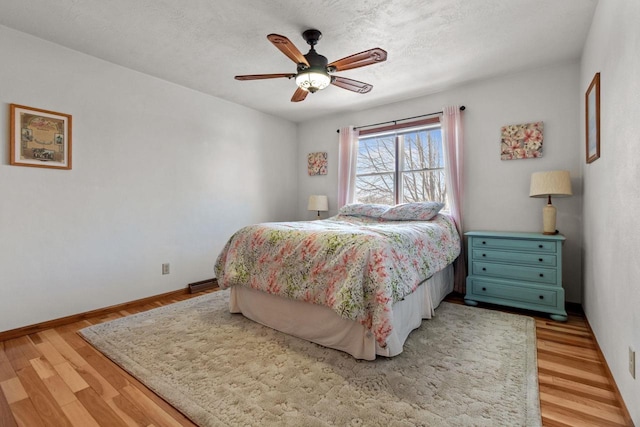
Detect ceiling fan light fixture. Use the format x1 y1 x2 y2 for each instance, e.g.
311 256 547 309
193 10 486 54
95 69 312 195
295 69 331 93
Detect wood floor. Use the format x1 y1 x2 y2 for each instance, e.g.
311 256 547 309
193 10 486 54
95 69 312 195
0 290 633 427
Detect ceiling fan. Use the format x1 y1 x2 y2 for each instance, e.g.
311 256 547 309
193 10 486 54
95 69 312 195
235 29 387 102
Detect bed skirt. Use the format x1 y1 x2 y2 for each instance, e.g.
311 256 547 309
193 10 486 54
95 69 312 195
228 264 453 360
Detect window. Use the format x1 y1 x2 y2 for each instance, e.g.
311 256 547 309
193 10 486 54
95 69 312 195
354 119 447 207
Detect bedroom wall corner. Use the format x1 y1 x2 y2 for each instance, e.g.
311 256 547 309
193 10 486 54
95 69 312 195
297 61 583 304
0 25 298 333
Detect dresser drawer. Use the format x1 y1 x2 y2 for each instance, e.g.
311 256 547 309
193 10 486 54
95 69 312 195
472 237 556 253
470 279 558 308
472 261 557 284
471 249 557 267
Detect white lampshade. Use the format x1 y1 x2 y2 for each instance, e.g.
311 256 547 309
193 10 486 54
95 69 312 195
529 170 573 198
529 171 572 235
296 70 331 93
308 195 328 216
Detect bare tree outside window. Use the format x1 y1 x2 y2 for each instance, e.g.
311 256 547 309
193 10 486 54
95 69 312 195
355 135 395 204
355 126 447 207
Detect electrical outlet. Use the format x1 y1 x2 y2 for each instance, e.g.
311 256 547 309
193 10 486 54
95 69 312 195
630 347 636 379
162 263 170 275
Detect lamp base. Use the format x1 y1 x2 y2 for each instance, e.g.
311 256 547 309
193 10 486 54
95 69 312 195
542 203 557 235
543 230 559 235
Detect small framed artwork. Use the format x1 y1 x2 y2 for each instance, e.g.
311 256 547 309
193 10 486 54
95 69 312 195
500 121 543 160
308 152 328 176
9 104 72 169
585 72 600 163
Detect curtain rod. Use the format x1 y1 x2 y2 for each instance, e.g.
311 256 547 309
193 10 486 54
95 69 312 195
336 105 465 133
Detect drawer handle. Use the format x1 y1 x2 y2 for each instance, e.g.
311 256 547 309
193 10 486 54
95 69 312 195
482 253 486 257
539 295 544 300
482 241 486 245
482 287 487 291
482 267 487 271
539 273 544 277
538 244 543 248
538 258 543 262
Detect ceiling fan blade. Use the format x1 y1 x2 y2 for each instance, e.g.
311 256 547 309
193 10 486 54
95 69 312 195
267 34 310 67
235 73 296 80
291 87 308 102
331 76 373 94
328 48 387 72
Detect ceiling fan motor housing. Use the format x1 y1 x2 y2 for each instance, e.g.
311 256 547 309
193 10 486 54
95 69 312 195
298 49 328 72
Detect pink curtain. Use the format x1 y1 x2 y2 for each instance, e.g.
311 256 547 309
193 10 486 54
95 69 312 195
337 126 359 208
441 106 466 293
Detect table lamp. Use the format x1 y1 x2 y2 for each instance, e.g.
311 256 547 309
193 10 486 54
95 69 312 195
529 170 572 234
308 195 328 217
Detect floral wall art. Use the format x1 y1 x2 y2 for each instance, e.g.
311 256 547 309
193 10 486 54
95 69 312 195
308 152 328 175
500 121 543 160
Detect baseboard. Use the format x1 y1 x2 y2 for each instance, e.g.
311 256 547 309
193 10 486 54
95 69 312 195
0 287 191 342
188 278 218 294
583 316 634 426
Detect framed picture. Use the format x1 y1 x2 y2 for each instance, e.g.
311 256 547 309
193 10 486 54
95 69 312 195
585 73 600 164
9 104 72 169
308 152 328 176
500 121 543 160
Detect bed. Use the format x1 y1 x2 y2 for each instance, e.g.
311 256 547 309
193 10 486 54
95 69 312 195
214 202 461 360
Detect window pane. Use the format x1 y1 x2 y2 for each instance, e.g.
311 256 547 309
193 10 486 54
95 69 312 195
357 135 395 174
402 129 443 171
401 170 447 204
352 123 447 206
355 174 394 205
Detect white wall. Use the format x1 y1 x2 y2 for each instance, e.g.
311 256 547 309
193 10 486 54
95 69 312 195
581 0 640 422
0 26 298 333
297 61 583 302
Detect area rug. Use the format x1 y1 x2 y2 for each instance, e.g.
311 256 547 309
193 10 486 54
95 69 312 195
79 291 541 426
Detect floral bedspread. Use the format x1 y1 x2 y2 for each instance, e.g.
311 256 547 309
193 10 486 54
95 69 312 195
214 214 461 347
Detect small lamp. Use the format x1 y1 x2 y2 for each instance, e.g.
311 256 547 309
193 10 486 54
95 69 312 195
529 170 573 234
308 195 328 217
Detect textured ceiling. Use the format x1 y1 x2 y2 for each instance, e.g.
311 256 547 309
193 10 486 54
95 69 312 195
0 0 597 123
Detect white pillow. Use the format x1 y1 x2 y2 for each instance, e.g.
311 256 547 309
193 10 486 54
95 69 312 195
338 203 390 218
380 202 444 221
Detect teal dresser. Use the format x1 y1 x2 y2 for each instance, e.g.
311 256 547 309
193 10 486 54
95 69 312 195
464 231 567 321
